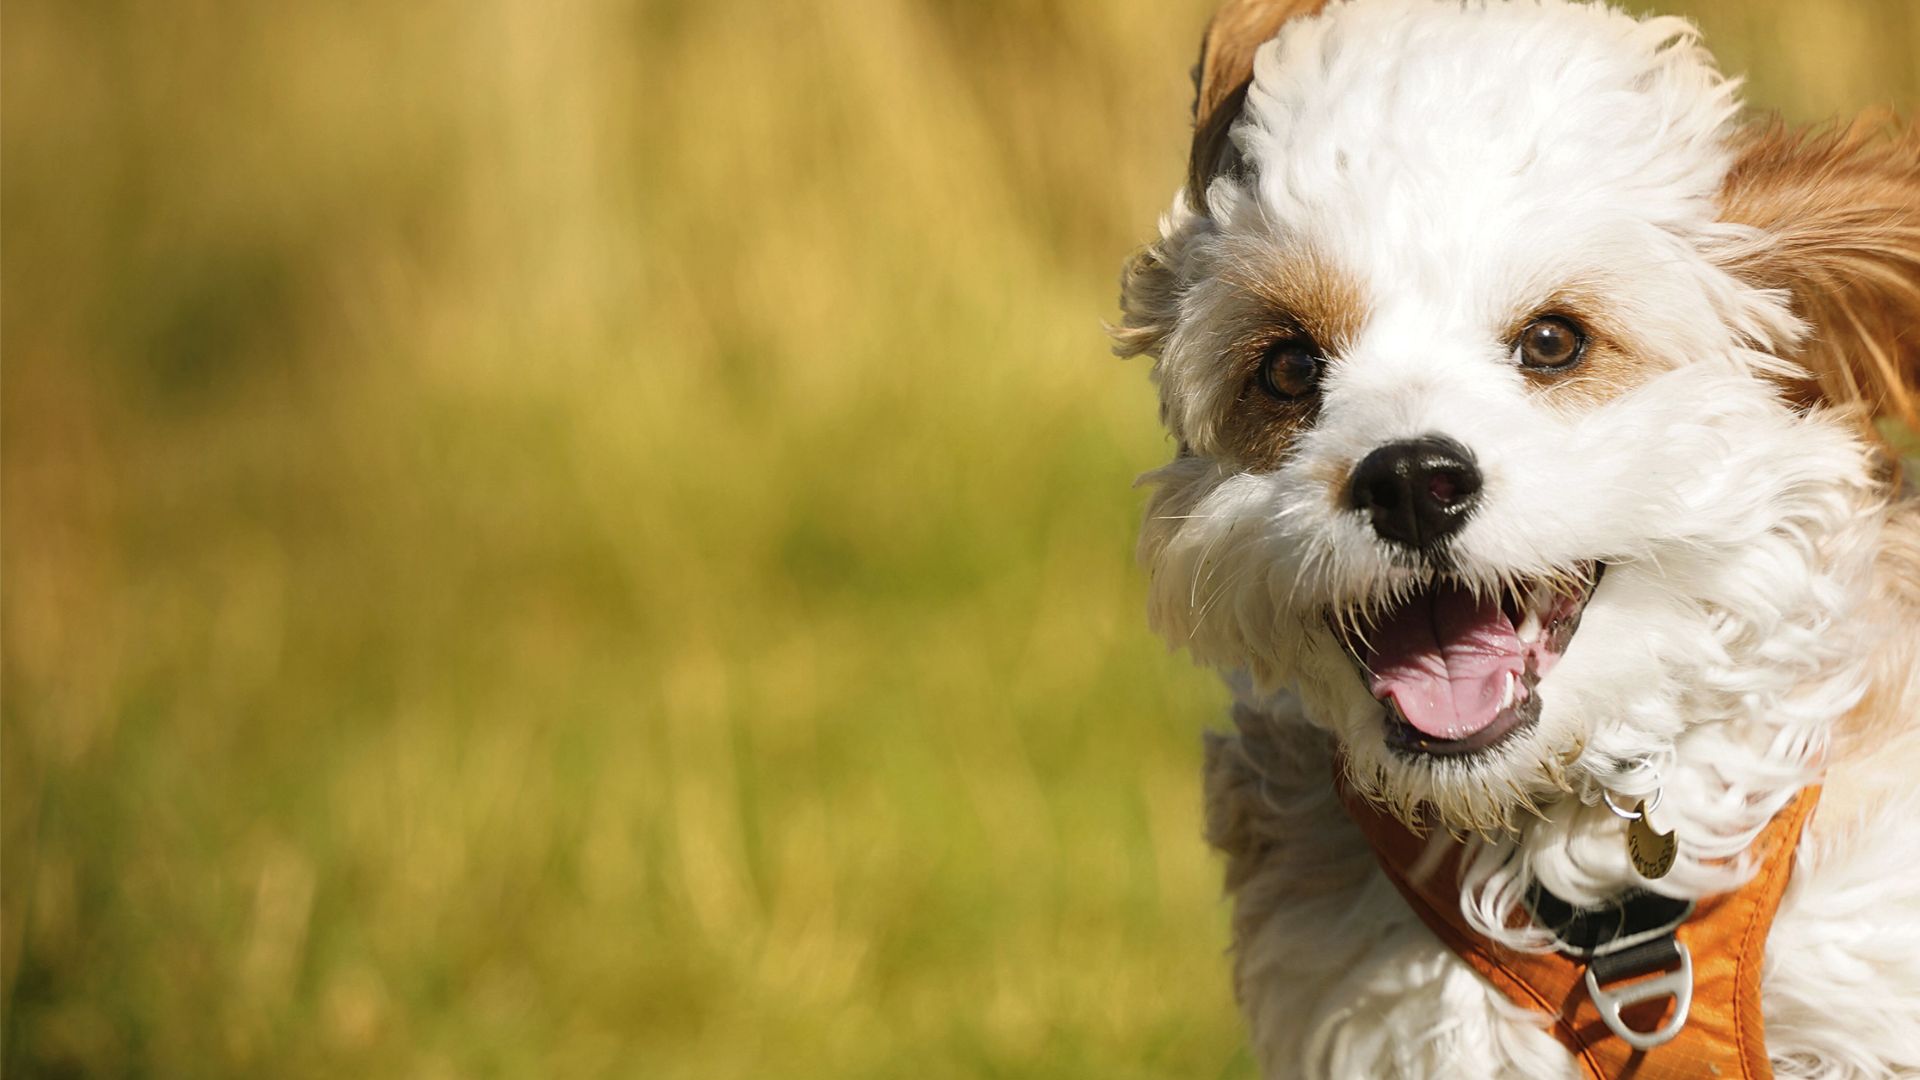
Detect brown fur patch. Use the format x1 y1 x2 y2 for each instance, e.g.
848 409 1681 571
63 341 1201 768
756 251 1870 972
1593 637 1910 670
1208 248 1367 470
1222 248 1368 360
1215 377 1319 472
1502 293 1651 408
1718 115 1920 442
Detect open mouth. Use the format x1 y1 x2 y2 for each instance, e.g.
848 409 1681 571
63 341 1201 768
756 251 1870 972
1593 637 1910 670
1330 564 1602 758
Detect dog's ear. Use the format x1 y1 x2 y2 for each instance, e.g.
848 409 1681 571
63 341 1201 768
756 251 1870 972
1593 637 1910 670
1113 239 1183 362
1188 0 1331 214
1117 1 1330 363
1718 115 1920 436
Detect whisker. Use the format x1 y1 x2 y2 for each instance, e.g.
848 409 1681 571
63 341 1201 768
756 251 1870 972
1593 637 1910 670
1190 562 1259 639
1188 517 1240 608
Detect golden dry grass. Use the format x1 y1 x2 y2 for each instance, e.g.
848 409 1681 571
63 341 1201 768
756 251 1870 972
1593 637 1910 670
4 1 1916 1076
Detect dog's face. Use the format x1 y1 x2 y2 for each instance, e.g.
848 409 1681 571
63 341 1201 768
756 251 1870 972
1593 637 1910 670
1120 0 1910 830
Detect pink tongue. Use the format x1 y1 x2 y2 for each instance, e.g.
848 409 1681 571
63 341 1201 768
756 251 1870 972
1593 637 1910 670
1362 582 1525 740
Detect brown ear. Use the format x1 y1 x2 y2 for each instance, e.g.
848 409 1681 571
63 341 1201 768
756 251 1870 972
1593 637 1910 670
1120 1 1329 362
1187 0 1332 213
1718 115 1920 436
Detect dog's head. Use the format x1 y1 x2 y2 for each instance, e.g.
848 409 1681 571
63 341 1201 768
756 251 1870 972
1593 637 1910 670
1119 0 1920 832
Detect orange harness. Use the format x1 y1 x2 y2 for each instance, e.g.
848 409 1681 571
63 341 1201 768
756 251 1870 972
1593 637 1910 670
1336 782 1821 1080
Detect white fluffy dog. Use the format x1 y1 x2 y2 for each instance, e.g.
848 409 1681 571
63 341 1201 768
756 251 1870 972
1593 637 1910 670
1114 1 1920 1076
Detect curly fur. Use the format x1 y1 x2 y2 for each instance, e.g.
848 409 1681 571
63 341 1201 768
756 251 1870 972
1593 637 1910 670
1114 1 1920 1076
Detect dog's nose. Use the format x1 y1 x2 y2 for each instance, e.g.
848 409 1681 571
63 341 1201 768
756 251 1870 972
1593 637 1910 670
1348 436 1482 549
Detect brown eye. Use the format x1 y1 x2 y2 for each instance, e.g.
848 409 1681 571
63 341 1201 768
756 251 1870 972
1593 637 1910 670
1515 316 1587 370
1258 337 1322 400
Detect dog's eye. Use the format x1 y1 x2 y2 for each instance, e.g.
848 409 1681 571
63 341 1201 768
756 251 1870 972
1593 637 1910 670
1258 337 1322 400
1515 316 1587 370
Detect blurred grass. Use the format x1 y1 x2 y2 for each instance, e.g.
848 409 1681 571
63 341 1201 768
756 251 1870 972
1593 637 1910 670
3 1 1915 1076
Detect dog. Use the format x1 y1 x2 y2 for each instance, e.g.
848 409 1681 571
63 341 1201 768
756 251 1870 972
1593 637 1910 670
1112 1 1920 1076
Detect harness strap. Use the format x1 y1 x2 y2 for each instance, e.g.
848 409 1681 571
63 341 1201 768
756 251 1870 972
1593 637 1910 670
1335 781 1820 1080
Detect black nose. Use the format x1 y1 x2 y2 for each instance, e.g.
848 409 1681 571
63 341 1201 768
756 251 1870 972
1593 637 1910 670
1348 436 1483 550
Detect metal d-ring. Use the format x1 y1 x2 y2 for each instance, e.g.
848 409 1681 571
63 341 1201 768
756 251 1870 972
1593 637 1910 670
1585 941 1694 1050
1603 786 1662 821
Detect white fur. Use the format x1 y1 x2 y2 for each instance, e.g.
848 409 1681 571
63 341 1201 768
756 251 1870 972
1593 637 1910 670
1125 1 1920 1075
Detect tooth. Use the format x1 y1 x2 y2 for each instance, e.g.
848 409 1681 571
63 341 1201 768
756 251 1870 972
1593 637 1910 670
1500 670 1518 710
1518 608 1541 643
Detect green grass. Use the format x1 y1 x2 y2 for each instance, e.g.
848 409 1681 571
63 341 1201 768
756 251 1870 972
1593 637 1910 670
4 1 1916 1076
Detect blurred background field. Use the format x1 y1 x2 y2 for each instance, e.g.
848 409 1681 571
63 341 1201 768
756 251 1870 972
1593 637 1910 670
3 1 1915 1076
